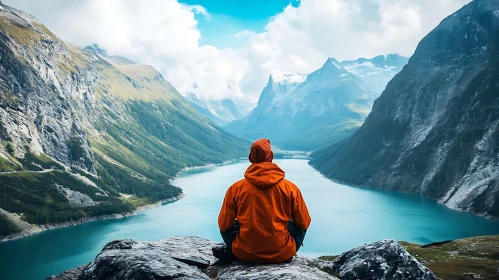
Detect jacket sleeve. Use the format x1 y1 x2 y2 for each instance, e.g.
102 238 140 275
291 186 311 230
218 186 237 232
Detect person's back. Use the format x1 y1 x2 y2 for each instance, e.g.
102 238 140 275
217 139 311 263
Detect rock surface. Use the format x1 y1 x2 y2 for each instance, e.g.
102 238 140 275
311 0 499 218
46 266 87 280
0 4 247 238
48 237 436 280
321 240 438 280
225 58 376 151
218 257 339 280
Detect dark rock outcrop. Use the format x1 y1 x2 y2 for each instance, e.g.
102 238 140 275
47 265 87 280
320 240 438 280
218 256 338 280
48 237 436 280
311 0 499 218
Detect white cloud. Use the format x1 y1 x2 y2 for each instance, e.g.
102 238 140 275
239 0 470 90
4 0 470 101
183 4 211 19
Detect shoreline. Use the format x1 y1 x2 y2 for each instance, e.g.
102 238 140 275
1 156 244 243
0 193 185 243
309 164 499 221
173 158 245 177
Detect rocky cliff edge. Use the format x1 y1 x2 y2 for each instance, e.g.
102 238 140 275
48 236 437 280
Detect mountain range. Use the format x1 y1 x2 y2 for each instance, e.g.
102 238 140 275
0 5 248 236
341 54 409 98
184 92 252 126
224 55 408 150
311 0 499 218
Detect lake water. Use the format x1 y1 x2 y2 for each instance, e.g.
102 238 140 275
2 159 499 279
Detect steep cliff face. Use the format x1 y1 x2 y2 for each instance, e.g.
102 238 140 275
0 5 248 235
311 0 499 217
0 8 96 171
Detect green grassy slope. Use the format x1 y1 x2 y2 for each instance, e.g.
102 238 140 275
319 235 499 280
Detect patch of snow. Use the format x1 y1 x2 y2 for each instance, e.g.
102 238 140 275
0 5 4 11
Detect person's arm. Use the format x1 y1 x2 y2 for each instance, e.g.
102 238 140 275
218 186 237 232
291 186 311 230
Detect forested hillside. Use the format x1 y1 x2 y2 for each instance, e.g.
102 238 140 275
0 5 248 236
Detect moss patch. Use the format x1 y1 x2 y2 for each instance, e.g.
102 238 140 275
318 256 338 262
319 236 499 280
400 236 499 280
0 17 41 45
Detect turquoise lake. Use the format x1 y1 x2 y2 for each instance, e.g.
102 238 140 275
2 159 499 279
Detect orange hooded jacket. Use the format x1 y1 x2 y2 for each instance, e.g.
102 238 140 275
218 161 311 263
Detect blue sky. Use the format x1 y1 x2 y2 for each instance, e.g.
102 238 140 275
182 0 299 48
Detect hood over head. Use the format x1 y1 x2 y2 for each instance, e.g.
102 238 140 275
244 162 285 188
248 138 274 163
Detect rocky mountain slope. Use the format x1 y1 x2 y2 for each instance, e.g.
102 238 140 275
225 59 373 150
0 5 248 237
184 92 252 126
311 0 499 218
341 54 408 98
225 55 407 151
48 236 438 280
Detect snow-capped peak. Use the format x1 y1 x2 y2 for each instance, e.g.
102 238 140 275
325 57 342 69
270 72 307 85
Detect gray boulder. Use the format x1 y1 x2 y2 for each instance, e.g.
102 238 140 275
48 237 437 280
323 239 438 280
154 236 219 268
218 256 339 280
78 237 211 280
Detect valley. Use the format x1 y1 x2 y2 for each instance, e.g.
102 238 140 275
223 55 408 150
0 5 248 238
0 0 498 279
2 159 499 279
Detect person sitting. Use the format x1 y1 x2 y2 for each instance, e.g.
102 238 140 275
214 138 311 263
